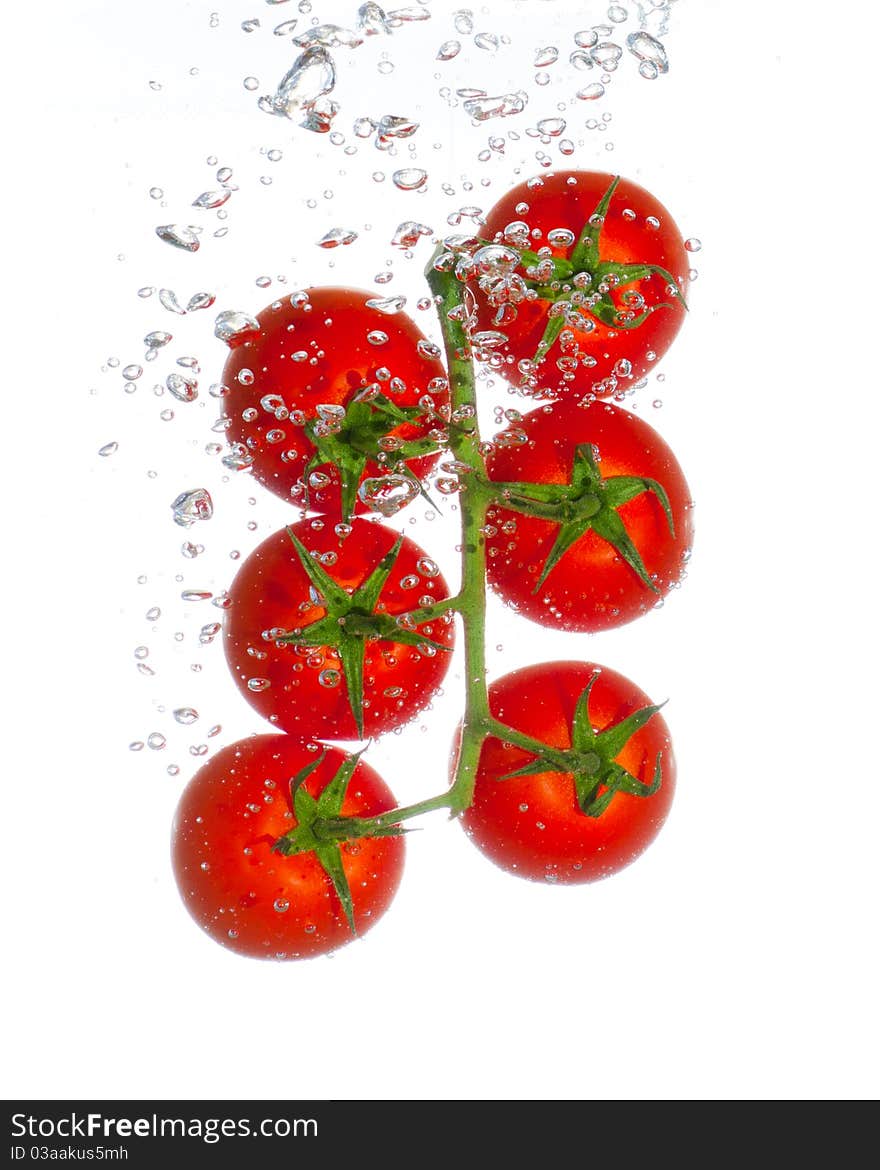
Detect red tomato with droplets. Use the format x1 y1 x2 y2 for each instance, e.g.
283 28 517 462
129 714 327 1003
171 735 404 960
460 661 675 884
485 400 694 632
472 171 689 400
219 286 448 516
223 516 455 741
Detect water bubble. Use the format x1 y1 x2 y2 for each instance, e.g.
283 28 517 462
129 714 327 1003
155 224 201 252
577 82 606 100
173 707 199 725
626 30 668 74
187 292 216 313
318 669 341 688
537 117 566 137
317 227 358 248
591 42 623 70
214 310 261 344
366 295 407 314
144 330 172 349
534 46 559 67
192 189 232 210
392 168 428 191
358 2 392 36
392 220 433 247
685 237 702 252
264 46 336 120
166 371 198 402
159 289 186 315
463 91 527 122
98 441 118 457
147 733 167 751
294 24 364 49
358 474 420 516
171 488 214 527
437 39 460 60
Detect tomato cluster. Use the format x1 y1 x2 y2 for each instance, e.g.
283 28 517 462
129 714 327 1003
170 171 695 961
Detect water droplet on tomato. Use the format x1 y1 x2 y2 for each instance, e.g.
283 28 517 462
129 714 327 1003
247 678 272 693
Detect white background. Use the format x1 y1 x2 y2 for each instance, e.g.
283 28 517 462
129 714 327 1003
3 0 878 1101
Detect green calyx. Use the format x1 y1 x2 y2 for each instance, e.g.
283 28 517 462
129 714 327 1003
279 528 452 738
303 391 444 522
272 749 405 935
491 441 674 593
486 176 688 369
500 674 666 817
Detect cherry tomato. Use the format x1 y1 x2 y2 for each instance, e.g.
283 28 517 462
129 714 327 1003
472 171 689 400
224 516 455 740
459 661 675 884
219 286 449 518
485 400 694 632
171 735 405 960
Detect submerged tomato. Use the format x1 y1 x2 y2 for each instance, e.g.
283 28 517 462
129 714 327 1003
220 286 448 518
172 735 405 960
485 400 694 632
472 171 689 400
460 661 675 884
224 516 455 741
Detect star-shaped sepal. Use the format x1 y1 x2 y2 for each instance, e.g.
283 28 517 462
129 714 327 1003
278 527 453 738
491 441 674 593
303 390 446 521
500 673 666 818
493 176 688 369
272 749 405 935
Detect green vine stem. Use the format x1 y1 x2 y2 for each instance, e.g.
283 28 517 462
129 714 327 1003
330 248 578 844
332 250 503 839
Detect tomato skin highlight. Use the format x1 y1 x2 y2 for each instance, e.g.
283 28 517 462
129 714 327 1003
220 286 448 514
171 736 404 960
485 400 694 632
460 661 676 884
474 171 689 399
223 516 455 741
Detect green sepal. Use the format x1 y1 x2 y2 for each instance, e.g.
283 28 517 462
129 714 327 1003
302 393 443 523
490 443 673 595
271 748 370 937
494 677 667 820
314 843 357 935
279 528 450 737
571 175 620 271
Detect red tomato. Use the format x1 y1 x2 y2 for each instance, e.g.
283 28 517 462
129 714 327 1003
219 286 448 517
224 516 455 741
171 735 405 960
485 400 694 632
460 661 675 883
472 171 689 400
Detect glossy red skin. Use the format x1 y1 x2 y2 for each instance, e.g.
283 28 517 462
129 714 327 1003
224 516 455 741
460 662 675 884
474 171 689 399
171 735 405 960
485 400 694 632
220 287 448 513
